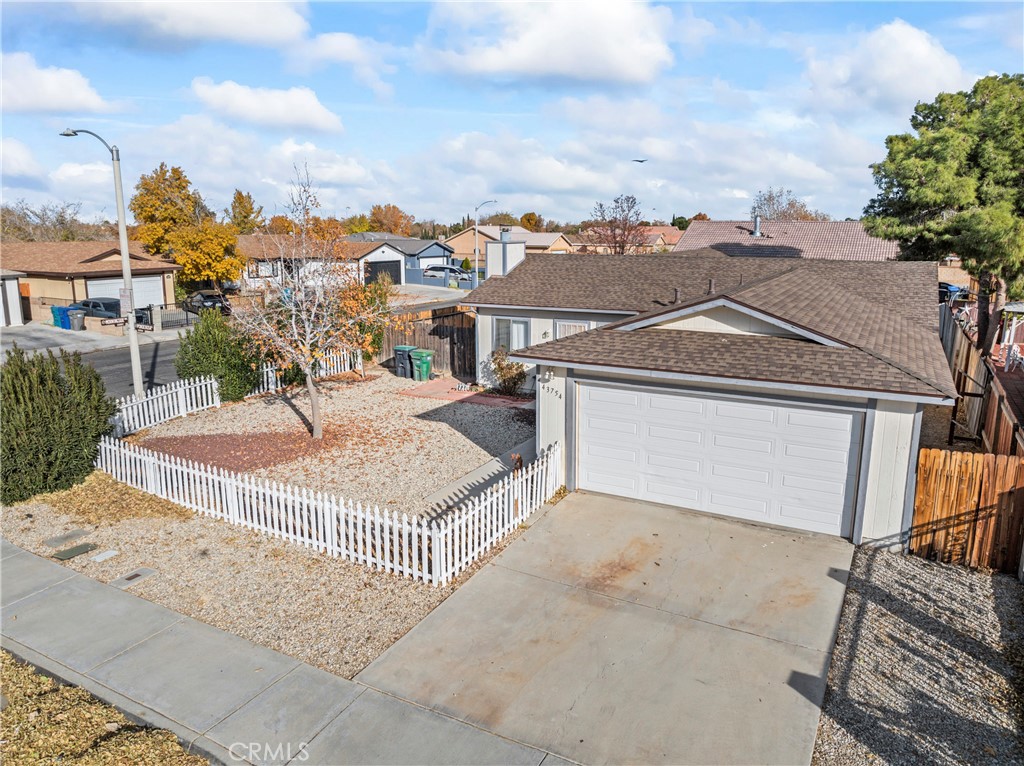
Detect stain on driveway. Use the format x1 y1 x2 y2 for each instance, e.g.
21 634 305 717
358 493 853 765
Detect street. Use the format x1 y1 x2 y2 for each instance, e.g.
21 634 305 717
82 339 181 399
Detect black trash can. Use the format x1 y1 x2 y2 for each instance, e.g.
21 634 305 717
394 345 417 379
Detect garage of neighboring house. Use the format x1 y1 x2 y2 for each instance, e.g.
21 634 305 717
353 242 406 286
86 275 166 308
364 260 402 286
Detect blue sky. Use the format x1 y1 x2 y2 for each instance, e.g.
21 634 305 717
2 1 1021 227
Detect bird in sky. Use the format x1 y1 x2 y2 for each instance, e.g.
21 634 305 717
632 159 648 163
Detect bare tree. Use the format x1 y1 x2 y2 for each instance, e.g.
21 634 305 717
0 199 115 241
234 168 398 439
750 187 832 221
588 194 647 254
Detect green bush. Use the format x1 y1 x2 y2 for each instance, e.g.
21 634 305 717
175 310 261 401
460 257 472 272
1 346 116 504
486 347 527 395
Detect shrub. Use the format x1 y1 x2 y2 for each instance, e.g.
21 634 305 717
460 257 472 272
487 347 527 395
175 310 261 401
0 346 116 504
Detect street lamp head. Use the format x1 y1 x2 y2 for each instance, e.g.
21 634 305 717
60 129 78 137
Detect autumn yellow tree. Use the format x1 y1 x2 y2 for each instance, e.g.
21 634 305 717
369 203 414 236
167 219 245 286
267 215 297 235
343 213 371 234
234 173 398 439
225 189 265 234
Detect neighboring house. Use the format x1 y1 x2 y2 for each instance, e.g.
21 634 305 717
0 241 179 314
237 234 407 290
1 269 26 326
465 249 954 546
675 219 900 261
641 225 684 249
574 230 667 254
344 232 455 271
443 226 573 269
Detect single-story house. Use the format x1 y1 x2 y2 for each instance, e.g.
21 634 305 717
344 232 455 271
674 219 900 260
443 226 573 269
237 234 407 290
0 241 179 312
464 249 955 546
573 230 668 254
1 268 26 326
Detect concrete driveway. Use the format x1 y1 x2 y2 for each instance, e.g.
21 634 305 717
358 493 853 765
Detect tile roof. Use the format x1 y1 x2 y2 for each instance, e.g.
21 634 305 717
471 226 570 248
468 249 953 399
674 220 900 261
640 225 684 246
0 240 180 277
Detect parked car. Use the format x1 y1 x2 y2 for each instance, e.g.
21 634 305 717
184 290 232 316
423 265 471 280
68 298 149 324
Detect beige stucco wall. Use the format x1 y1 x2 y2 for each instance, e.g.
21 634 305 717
859 399 920 548
657 306 802 337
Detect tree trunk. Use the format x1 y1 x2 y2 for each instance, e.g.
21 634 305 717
982 276 1007 357
977 271 992 353
305 370 322 439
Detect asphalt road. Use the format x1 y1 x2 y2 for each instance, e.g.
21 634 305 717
82 339 182 399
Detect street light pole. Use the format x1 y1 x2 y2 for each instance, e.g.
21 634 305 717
474 199 496 283
61 129 145 399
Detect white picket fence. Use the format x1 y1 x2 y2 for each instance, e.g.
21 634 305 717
95 437 561 586
249 350 363 396
116 377 220 435
115 350 362 434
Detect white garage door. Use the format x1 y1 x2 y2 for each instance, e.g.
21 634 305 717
86 276 165 308
576 382 863 536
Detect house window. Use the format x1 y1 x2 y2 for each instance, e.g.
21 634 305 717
555 320 590 339
494 317 529 351
248 261 279 278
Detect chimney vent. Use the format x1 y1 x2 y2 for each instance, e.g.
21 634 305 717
673 288 681 304
708 278 715 294
500 227 511 243
753 214 762 238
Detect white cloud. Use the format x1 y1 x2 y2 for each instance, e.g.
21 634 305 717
423 1 674 85
191 77 343 132
805 19 975 115
676 6 716 54
2 138 44 181
271 139 375 187
1 52 113 113
291 33 397 97
72 1 309 46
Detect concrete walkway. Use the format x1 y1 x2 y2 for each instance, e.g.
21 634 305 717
0 539 562 766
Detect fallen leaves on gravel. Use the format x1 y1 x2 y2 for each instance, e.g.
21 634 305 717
0 651 206 765
22 471 191 524
137 417 397 472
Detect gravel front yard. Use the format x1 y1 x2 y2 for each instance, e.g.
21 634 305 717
2 473 506 680
814 548 1024 765
132 371 535 515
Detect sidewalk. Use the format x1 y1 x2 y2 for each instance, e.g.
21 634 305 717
0 540 559 766
1 322 182 356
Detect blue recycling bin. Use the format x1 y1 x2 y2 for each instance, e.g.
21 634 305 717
55 306 71 329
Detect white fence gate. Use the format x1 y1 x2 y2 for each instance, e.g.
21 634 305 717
95 437 561 586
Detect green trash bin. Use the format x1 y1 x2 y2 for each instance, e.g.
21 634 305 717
411 349 435 381
394 345 417 379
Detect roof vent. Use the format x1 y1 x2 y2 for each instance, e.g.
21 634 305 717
752 214 762 238
500 227 511 243
708 278 715 294
673 288 681 304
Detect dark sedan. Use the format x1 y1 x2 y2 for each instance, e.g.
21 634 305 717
184 291 232 316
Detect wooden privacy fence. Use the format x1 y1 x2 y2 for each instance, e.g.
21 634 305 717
95 437 561 586
115 350 361 434
909 448 1024 574
377 309 475 377
939 306 991 439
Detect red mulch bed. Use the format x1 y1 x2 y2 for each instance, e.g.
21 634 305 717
137 418 396 472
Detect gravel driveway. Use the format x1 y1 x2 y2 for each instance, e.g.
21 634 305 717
813 548 1024 765
135 372 535 515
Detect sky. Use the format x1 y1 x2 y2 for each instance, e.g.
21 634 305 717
1 1 1022 228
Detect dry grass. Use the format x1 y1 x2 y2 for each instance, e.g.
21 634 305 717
25 472 192 525
0 651 206 766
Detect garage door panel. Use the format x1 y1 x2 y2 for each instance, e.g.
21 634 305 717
711 433 774 455
576 382 862 538
87 276 164 307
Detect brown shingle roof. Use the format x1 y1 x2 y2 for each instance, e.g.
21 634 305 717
514 329 947 398
0 240 180 278
674 220 899 261
236 234 391 262
468 249 953 399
